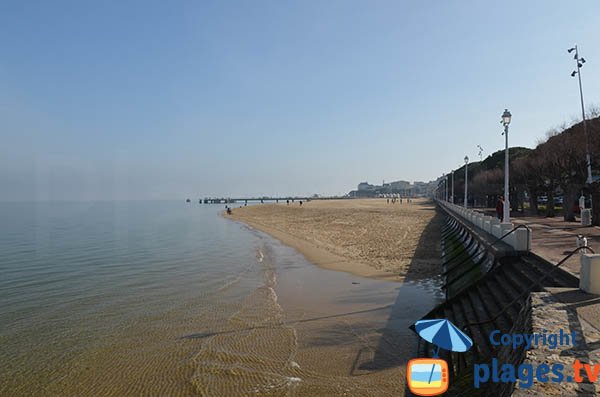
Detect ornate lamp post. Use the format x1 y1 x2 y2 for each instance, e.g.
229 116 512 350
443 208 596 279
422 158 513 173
451 170 454 204
501 109 512 223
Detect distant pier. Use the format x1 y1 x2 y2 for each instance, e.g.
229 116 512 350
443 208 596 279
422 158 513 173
197 196 347 204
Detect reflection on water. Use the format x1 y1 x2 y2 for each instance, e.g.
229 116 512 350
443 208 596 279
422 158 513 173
0 201 442 396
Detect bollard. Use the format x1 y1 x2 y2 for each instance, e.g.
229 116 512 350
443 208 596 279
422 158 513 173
512 228 531 251
576 235 588 254
580 254 600 294
581 209 592 226
483 218 492 234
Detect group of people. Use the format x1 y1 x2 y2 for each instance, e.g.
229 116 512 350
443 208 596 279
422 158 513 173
387 197 411 204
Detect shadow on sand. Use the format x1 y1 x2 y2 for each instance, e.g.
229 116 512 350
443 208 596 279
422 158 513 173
181 201 445 389
354 206 444 372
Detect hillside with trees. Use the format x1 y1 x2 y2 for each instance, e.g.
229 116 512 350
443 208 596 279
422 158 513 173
444 114 600 224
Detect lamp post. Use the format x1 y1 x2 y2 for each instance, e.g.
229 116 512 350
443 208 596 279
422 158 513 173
442 173 446 202
501 109 512 223
451 170 454 204
464 156 469 208
568 45 592 185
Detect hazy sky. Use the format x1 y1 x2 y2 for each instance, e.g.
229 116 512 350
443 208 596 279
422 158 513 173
2 0 599 200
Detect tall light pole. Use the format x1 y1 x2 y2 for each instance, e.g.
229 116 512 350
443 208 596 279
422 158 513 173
451 170 454 204
464 156 469 208
446 175 449 202
501 109 512 223
568 45 592 185
442 173 447 202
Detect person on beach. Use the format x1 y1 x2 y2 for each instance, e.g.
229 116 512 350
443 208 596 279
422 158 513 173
226 207 232 215
286 199 289 205
299 201 303 206
496 196 504 221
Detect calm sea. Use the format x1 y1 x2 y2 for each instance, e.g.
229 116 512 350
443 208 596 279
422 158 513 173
0 201 441 396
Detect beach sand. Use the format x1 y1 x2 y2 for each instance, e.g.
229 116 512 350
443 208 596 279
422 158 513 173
222 198 444 395
229 198 442 282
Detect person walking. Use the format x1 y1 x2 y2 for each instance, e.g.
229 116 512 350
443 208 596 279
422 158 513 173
496 196 504 222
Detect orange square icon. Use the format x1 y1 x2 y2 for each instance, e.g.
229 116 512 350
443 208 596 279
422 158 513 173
406 358 449 396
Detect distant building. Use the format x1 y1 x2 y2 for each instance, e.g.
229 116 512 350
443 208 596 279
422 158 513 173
348 179 437 198
358 182 375 191
390 180 411 191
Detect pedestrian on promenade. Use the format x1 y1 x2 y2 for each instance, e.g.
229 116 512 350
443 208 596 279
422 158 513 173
496 196 504 222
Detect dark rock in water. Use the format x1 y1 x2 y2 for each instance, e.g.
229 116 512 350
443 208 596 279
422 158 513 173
186 199 191 203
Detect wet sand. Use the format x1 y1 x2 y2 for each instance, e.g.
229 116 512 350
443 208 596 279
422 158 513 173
191 233 443 396
229 198 442 282
220 198 444 395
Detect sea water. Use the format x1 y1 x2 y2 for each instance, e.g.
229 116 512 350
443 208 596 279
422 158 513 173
0 201 442 396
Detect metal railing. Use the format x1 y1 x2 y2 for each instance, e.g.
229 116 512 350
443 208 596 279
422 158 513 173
460 245 594 331
489 224 532 252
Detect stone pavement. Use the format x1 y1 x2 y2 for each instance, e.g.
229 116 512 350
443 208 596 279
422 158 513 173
473 211 600 277
512 216 600 277
496 215 600 395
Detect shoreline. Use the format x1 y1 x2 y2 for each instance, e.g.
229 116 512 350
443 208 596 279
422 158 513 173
227 198 441 283
229 215 402 282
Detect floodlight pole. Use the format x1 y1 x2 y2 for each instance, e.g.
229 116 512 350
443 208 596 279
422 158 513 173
570 45 592 185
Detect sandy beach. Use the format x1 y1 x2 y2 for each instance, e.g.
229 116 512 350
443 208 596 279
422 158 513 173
229 198 442 282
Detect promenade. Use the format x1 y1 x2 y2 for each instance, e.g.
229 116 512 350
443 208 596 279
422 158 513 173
502 215 600 395
511 215 600 277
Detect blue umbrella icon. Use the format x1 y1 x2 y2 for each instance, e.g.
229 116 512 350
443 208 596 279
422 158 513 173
414 318 473 355
413 319 473 384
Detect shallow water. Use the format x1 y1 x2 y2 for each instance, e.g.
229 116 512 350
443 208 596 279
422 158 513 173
0 201 442 396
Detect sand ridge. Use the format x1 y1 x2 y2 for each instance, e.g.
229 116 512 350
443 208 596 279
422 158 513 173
228 198 442 282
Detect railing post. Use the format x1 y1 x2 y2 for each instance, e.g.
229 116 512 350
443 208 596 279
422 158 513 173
580 254 600 294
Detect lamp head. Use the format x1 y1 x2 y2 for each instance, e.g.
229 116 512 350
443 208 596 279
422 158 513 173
501 109 512 126
571 70 578 77
464 155 469 164
568 47 576 53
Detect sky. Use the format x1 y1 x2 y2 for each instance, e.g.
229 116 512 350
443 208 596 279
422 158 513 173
1 0 600 200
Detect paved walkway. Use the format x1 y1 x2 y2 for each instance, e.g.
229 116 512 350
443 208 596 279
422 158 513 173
503 215 600 394
472 209 600 276
510 215 600 277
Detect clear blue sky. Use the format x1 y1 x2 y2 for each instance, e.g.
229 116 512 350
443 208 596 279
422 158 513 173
2 0 599 200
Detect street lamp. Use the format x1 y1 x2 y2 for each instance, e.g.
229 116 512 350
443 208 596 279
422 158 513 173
451 170 454 204
464 156 469 208
568 45 592 185
442 173 445 202
501 109 512 223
